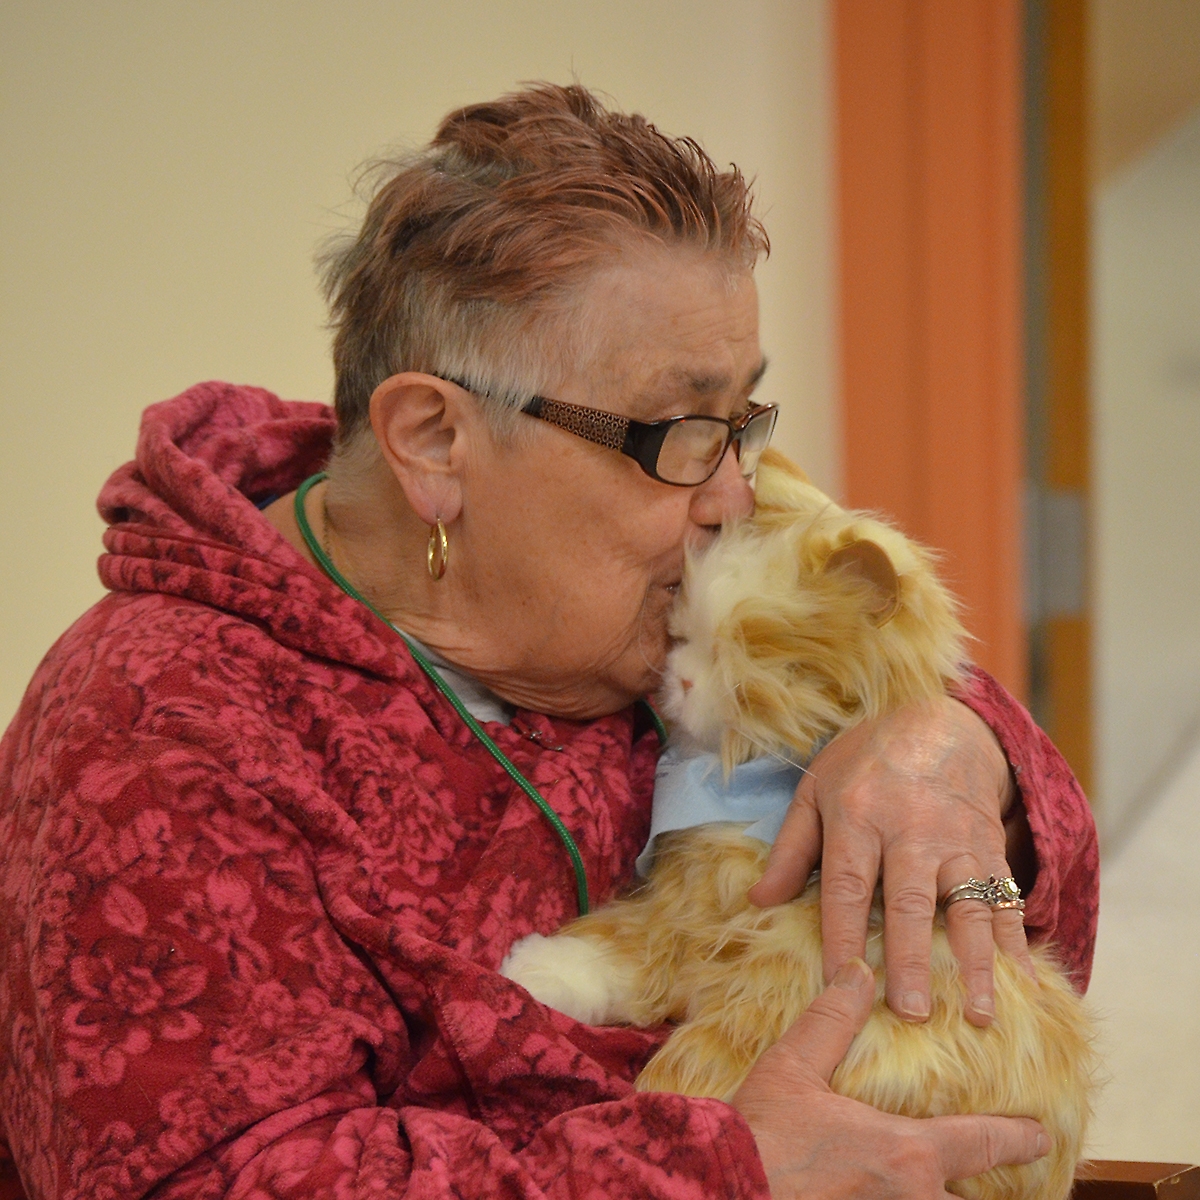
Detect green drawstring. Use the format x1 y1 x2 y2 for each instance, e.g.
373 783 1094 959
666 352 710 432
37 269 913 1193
293 472 594 914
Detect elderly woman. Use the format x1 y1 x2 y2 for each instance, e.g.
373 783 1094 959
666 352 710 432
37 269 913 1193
0 85 1095 1200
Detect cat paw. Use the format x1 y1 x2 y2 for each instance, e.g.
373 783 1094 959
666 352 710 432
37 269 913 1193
500 933 637 1025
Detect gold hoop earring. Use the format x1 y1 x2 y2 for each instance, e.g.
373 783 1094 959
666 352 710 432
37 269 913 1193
427 517 449 581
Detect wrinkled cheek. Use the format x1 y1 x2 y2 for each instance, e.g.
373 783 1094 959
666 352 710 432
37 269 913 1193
636 593 675 665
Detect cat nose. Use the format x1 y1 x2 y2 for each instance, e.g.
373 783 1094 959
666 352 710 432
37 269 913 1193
681 679 693 694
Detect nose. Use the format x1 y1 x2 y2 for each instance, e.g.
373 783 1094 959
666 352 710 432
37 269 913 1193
688 442 755 531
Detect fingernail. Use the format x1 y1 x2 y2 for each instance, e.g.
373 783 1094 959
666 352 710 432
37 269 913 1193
1036 1133 1051 1157
901 991 930 1019
971 995 995 1018
832 958 870 990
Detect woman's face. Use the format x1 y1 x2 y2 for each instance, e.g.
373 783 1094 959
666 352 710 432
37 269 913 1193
444 247 765 719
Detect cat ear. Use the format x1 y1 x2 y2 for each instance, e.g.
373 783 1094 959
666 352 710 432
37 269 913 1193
757 447 812 484
823 539 901 626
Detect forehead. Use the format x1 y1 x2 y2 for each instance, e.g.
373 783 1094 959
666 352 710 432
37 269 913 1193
571 245 763 418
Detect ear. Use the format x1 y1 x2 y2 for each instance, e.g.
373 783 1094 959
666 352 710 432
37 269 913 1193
369 373 471 526
823 539 901 626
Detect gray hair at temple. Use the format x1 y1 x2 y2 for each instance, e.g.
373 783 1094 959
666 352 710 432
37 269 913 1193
316 82 769 451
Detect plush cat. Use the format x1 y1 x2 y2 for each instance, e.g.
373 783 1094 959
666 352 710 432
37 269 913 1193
501 450 1097 1200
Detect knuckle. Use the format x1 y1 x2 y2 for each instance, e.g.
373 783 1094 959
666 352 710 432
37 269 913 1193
887 1133 941 1181
829 780 881 818
793 777 819 807
821 871 876 908
958 1118 1007 1171
947 901 994 929
957 960 994 988
886 885 937 919
977 1121 1004 1168
940 850 978 877
805 989 857 1028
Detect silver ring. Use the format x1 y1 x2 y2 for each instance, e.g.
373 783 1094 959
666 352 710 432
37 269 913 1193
940 875 1025 913
942 878 991 907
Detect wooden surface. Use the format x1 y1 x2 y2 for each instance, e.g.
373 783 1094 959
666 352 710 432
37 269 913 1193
1074 1161 1200 1199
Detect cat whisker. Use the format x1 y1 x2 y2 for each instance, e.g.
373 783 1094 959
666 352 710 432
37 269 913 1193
739 733 813 778
765 750 813 776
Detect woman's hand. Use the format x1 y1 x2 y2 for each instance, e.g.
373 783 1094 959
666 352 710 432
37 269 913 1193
732 958 1050 1199
747 697 1034 1027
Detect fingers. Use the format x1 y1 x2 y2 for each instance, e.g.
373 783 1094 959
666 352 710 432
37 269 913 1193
771 958 875 1083
941 895 997 1026
747 778 822 907
734 965 1050 1200
937 852 1003 1027
940 855 1032 1023
879 848 939 1021
776 699 1035 1032
992 907 1036 979
818 830 880 985
927 1114 1050 1182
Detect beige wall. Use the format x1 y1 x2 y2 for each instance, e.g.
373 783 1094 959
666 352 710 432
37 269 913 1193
1087 2 1200 836
1091 104 1200 837
0 1 835 726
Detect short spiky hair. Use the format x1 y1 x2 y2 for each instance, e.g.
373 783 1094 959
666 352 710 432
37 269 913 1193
319 83 769 441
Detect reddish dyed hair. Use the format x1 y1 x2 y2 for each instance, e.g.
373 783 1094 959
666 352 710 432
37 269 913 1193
319 82 769 440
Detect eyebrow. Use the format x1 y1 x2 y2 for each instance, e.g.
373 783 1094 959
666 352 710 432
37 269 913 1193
745 357 770 392
665 356 771 398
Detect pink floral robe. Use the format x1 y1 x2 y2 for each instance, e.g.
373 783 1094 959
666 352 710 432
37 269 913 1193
0 382 1098 1200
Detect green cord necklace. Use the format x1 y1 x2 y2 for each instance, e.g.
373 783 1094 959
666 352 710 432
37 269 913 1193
293 472 595 913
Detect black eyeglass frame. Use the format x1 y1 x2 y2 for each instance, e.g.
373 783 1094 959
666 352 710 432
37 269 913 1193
444 378 778 487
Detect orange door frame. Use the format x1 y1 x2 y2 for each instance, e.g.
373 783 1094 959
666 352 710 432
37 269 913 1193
835 0 1026 698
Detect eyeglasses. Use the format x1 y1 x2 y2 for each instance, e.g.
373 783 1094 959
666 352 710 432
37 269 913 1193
446 379 778 487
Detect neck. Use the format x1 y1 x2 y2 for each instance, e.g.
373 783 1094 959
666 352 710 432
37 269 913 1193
312 456 512 679
321 455 428 624
263 452 444 631
261 452 640 720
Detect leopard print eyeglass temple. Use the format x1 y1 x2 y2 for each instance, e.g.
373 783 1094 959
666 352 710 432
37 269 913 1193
444 378 778 487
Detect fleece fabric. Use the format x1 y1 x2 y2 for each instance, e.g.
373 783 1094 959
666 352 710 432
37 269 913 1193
0 381 1098 1200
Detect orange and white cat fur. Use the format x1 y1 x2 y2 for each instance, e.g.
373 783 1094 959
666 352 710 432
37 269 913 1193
501 450 1097 1200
